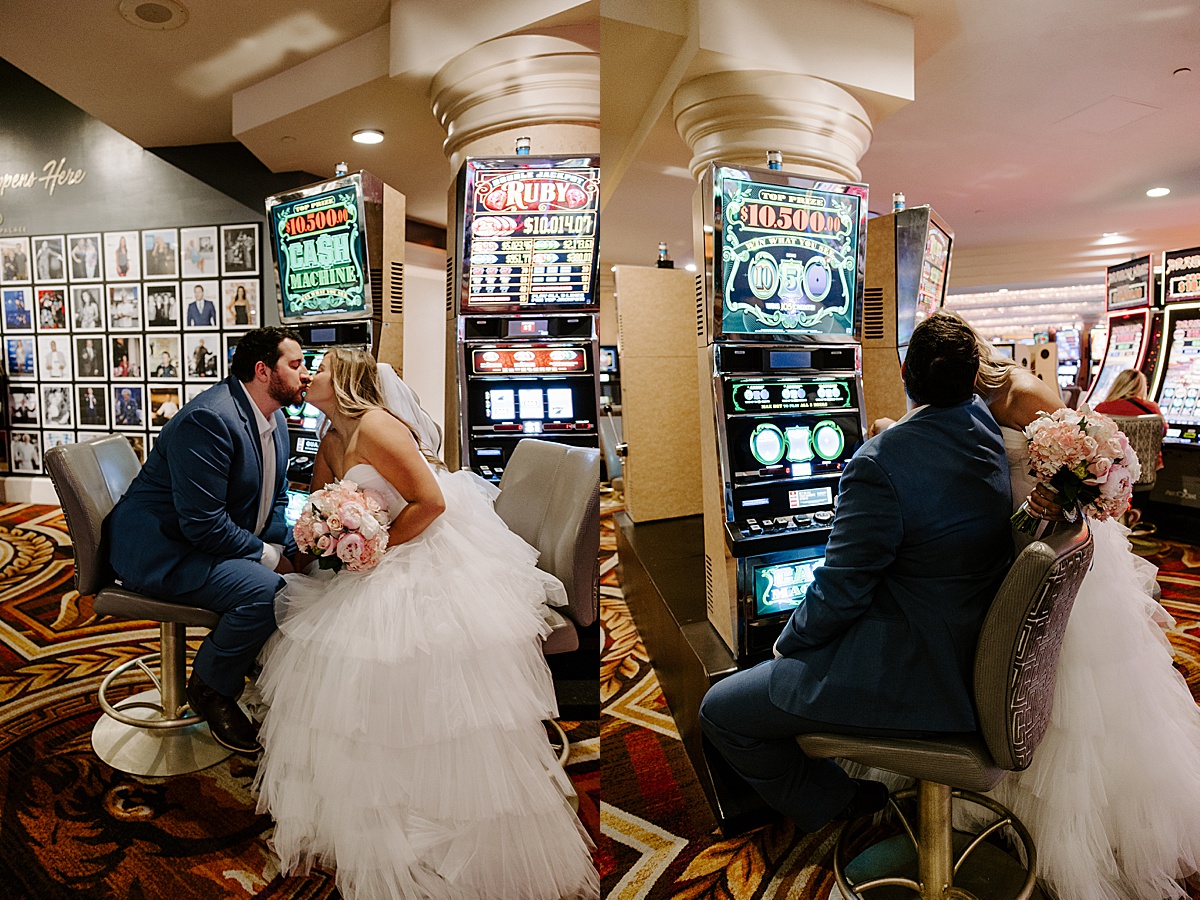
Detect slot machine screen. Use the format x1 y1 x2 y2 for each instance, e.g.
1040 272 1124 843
753 551 825 616
726 412 860 481
1106 255 1151 311
471 377 594 433
915 221 951 326
1090 317 1145 403
461 157 601 313
267 176 371 324
1155 308 1200 442
718 168 866 338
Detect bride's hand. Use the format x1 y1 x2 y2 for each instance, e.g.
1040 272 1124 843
869 417 897 437
1027 483 1068 521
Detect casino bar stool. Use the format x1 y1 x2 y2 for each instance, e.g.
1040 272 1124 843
45 435 233 776
496 439 600 765
797 519 1093 900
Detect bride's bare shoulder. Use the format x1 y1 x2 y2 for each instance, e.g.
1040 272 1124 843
989 368 1065 430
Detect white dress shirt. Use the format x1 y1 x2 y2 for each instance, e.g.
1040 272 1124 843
238 380 282 568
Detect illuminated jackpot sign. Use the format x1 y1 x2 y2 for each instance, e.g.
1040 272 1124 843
720 174 864 337
1106 255 1151 311
470 346 589 375
268 183 369 321
462 159 600 312
1164 247 1200 305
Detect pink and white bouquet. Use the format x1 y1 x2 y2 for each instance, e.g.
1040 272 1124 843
293 479 390 572
1011 406 1141 534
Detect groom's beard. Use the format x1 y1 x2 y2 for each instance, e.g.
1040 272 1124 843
267 371 304 408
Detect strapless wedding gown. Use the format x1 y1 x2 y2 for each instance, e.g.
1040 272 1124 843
252 464 599 900
988 427 1200 900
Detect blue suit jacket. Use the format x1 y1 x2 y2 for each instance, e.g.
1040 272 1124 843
108 376 294 597
770 397 1012 733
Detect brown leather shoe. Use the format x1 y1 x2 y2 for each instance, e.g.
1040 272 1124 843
186 670 261 755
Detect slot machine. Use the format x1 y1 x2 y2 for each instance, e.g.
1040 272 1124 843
1055 328 1081 391
1084 255 1152 406
446 154 601 481
695 161 869 663
1149 246 1200 514
860 205 954 425
264 170 405 481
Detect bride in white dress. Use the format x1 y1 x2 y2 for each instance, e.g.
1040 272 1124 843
252 348 599 900
950 313 1200 900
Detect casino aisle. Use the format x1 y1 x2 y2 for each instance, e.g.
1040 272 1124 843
0 500 599 898
600 523 1200 900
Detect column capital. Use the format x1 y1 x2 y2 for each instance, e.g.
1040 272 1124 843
673 70 873 182
430 34 598 170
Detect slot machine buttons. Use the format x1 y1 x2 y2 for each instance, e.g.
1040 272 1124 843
744 519 763 535
793 514 813 528
813 510 835 525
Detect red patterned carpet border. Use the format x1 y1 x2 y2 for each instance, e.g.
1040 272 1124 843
601 511 1200 900
0 503 599 899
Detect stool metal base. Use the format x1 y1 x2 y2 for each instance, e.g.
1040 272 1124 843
831 833 1047 900
91 689 233 776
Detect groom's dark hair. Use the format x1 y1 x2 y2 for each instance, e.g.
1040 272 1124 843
230 326 302 382
903 313 979 407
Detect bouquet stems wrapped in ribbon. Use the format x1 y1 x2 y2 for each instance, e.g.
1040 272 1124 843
292 479 391 572
1011 406 1141 536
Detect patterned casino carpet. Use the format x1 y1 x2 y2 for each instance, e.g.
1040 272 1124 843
0 503 599 900
600 508 1200 900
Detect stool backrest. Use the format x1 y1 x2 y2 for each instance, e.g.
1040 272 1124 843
973 518 1093 771
495 439 601 628
44 434 141 595
1107 414 1164 488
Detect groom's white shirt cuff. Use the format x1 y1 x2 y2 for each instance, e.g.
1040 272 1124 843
260 542 283 570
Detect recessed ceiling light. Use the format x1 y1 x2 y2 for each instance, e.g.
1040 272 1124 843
1102 232 1119 237
118 0 188 30
685 263 697 272
1147 187 1171 197
352 129 384 145
998 288 1009 293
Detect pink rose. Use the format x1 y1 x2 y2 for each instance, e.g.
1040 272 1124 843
326 513 343 533
312 520 330 536
335 532 367 568
338 501 365 530
316 533 333 552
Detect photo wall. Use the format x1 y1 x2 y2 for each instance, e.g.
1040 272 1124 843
0 224 262 474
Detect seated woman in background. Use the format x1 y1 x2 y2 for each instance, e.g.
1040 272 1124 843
1094 367 1165 420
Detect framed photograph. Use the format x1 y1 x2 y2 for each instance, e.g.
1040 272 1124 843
182 280 219 329
184 383 207 404
31 236 67 283
35 288 67 332
103 231 141 281
73 335 106 380
221 279 260 329
146 334 181 380
69 285 105 331
149 385 182 428
107 284 142 330
184 332 220 381
110 335 143 379
9 384 39 428
0 237 31 285
222 331 245 371
180 226 218 278
145 282 180 330
112 385 145 430
220 223 259 276
142 228 179 279
77 385 109 429
3 287 34 331
10 432 42 473
124 433 146 463
6 337 36 379
36 335 72 381
43 431 75 451
67 233 103 282
40 384 73 428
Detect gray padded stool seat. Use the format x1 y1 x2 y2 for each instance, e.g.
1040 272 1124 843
797 519 1093 900
45 434 233 776
495 439 600 762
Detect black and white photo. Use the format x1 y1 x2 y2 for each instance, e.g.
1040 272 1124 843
67 233 103 282
69 285 105 331
32 236 66 283
40 384 72 427
77 385 108 429
145 282 180 329
220 223 259 276
74 335 105 379
184 332 219 380
10 432 42 473
9 385 39 427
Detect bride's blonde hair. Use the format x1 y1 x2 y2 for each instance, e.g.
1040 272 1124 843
323 347 445 468
937 309 1019 397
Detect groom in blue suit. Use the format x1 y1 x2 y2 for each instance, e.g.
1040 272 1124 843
107 327 310 754
700 314 1013 831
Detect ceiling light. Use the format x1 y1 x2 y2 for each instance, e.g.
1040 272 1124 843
352 129 384 145
1102 232 1119 237
118 0 188 30
1146 187 1171 197
685 263 697 272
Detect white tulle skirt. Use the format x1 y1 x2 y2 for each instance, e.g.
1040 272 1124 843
252 470 599 900
843 517 1200 900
